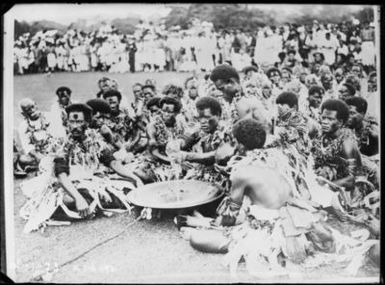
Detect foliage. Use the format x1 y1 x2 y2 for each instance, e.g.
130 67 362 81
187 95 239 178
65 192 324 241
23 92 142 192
163 5 375 30
15 19 67 39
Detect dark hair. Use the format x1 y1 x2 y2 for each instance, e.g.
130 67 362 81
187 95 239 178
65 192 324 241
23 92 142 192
345 96 368 115
276 92 298 108
98 77 111 84
232 118 266 150
287 49 296 55
146 97 161 109
56 86 72 97
65 103 93 123
281 67 293 74
308 85 325 96
102 90 122 101
86 98 111 115
342 83 356 97
142 84 156 92
162 84 184 98
209 64 240 83
159 96 182 114
195 96 222 117
321 99 350 123
266 67 281 78
313 52 325 61
242 65 259 74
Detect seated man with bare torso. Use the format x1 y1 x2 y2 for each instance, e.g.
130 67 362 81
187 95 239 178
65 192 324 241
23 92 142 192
176 118 337 265
311 99 362 192
176 118 379 272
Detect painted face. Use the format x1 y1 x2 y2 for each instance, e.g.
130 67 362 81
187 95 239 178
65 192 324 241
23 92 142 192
68 111 87 139
198 108 219 134
320 109 341 134
105 96 120 114
161 103 176 125
22 103 40 120
346 105 364 128
214 78 240 101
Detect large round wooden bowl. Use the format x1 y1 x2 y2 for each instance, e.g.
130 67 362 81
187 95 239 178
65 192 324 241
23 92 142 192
126 180 224 209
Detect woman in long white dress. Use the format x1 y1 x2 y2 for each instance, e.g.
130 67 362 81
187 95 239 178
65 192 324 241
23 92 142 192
47 43 57 72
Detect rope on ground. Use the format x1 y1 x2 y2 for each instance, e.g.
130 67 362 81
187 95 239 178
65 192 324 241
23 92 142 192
30 213 144 282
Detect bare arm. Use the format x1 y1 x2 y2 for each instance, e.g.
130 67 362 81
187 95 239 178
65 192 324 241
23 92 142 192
182 150 216 165
146 122 172 164
332 140 361 189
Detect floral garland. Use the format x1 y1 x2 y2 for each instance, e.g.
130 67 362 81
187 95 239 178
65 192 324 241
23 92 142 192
310 128 356 181
152 115 184 149
107 109 133 142
60 129 109 172
193 129 225 153
355 116 377 149
25 114 52 153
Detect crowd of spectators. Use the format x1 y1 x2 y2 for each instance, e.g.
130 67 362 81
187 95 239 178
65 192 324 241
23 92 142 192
14 17 376 75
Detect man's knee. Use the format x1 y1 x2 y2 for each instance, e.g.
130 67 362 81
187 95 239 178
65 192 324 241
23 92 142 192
133 169 155 184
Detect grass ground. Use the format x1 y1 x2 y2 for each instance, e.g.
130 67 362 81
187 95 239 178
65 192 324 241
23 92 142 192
10 71 380 283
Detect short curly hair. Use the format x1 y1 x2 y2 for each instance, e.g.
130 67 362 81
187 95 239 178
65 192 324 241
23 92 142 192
209 64 240 83
56 86 72 97
342 82 357 96
321 99 350 124
345 96 368 115
146 97 162 109
281 67 293 74
195 96 222 117
276 92 298 108
142 84 156 92
162 84 184 98
266 67 281 78
98 77 111 84
159 96 182 114
308 85 325 96
232 118 266 150
102 90 122 101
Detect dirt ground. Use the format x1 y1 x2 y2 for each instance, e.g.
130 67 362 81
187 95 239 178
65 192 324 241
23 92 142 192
9 72 380 283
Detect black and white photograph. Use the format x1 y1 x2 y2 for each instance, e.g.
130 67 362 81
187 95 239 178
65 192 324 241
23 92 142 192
2 3 381 283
